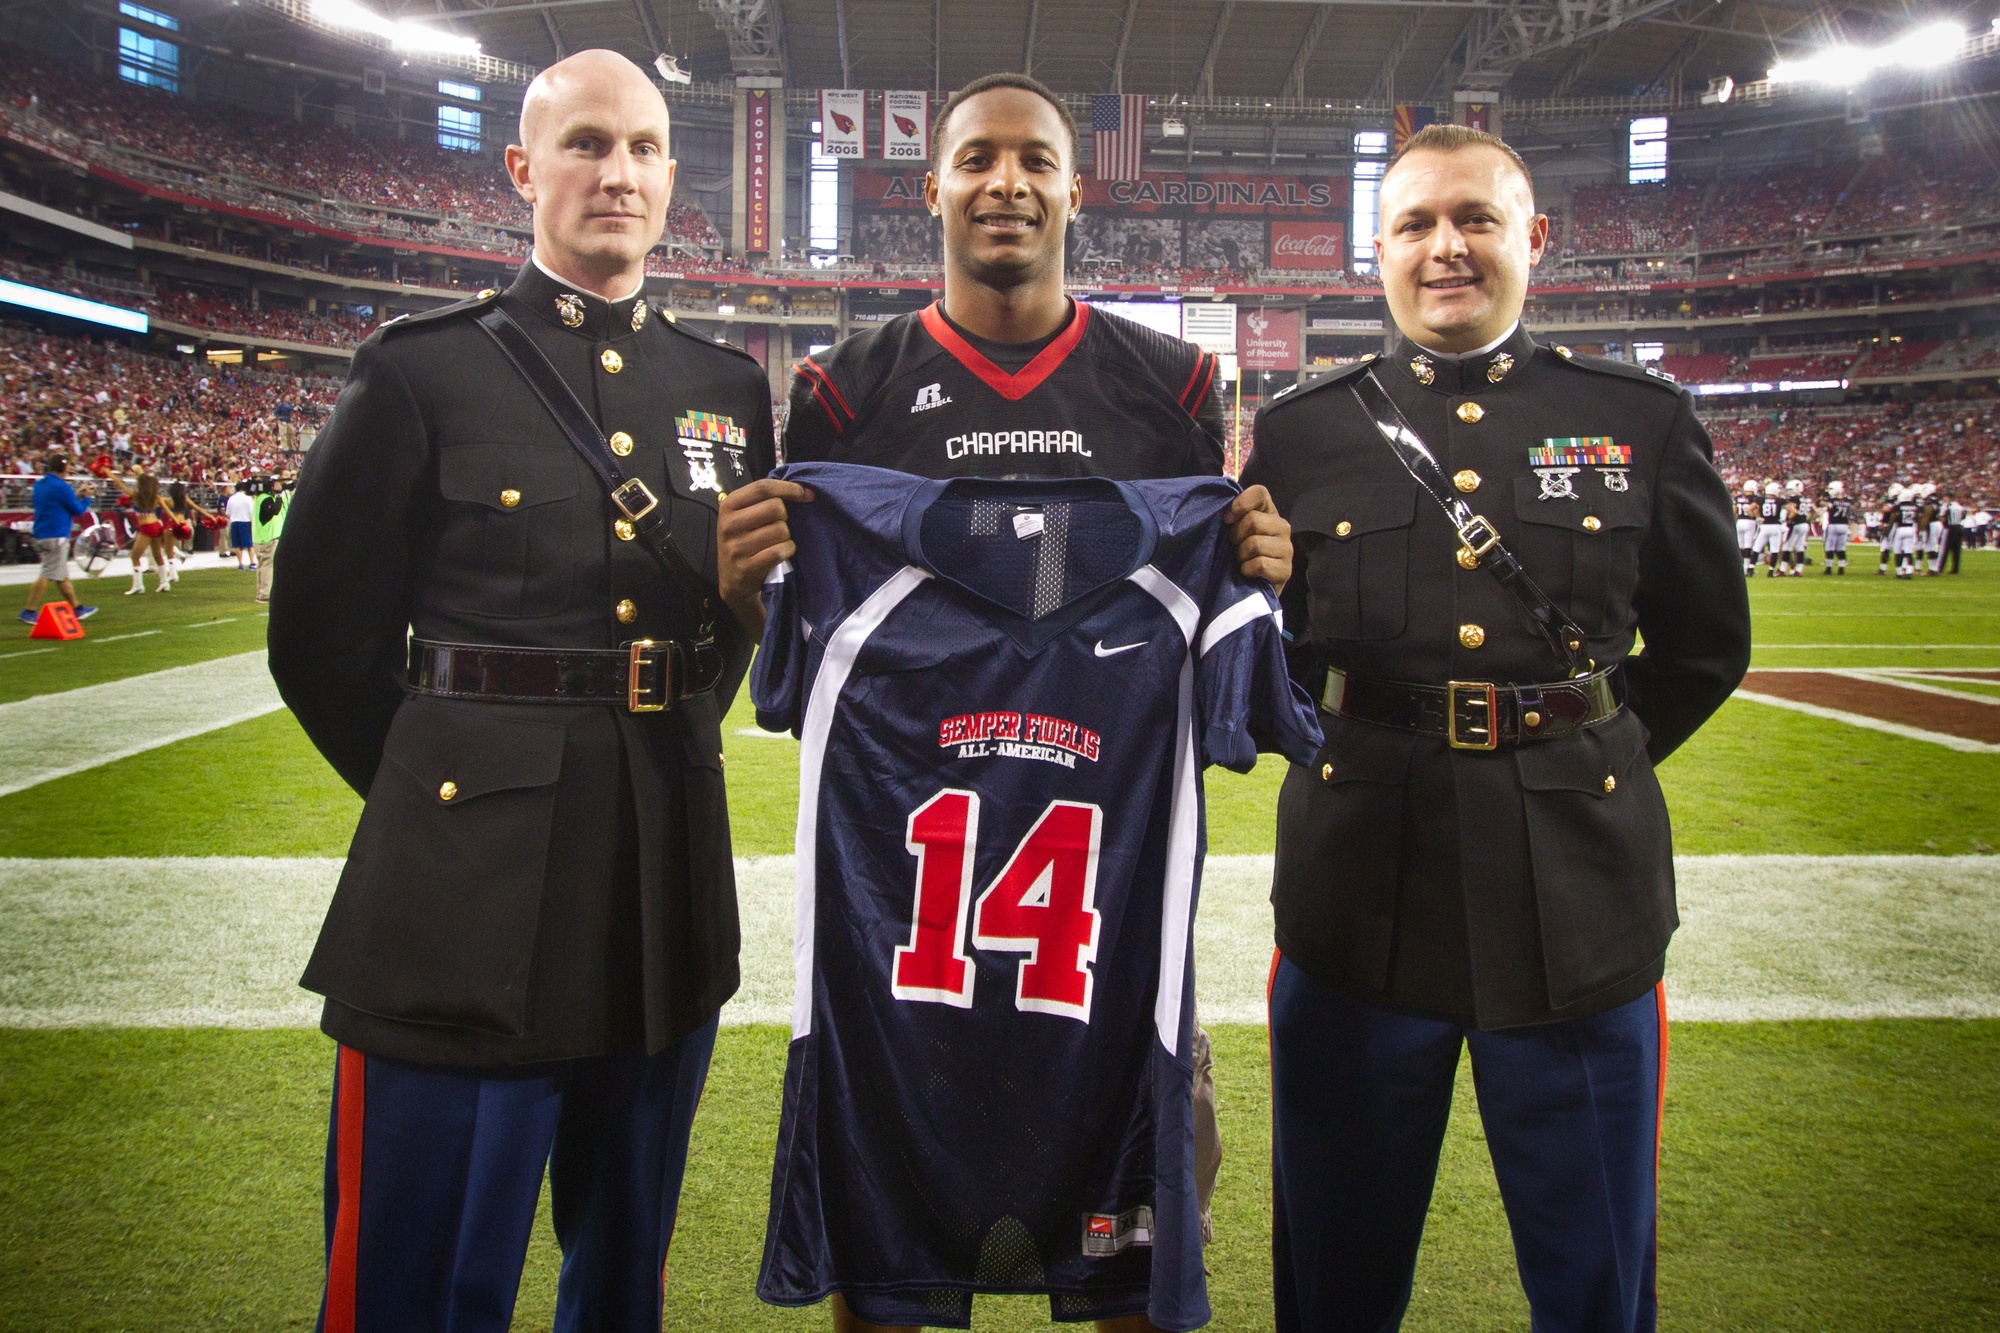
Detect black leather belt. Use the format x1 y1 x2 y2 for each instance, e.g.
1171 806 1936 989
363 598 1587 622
1318 664 1623 750
408 638 721 713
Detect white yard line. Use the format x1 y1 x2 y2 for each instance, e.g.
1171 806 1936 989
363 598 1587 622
3 854 1995 1029
91 630 161 643
0 650 284 797
1754 644 2000 650
1731 689 2000 753
0 647 58 660
1833 670 2000 706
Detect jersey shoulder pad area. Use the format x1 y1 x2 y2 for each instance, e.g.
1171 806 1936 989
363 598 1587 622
1256 355 1378 418
375 288 499 340
657 305 764 369
1542 341 1685 396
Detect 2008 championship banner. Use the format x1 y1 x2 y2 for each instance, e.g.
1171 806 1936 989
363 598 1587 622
818 90 929 162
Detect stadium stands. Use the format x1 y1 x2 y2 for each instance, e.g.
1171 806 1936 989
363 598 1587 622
1656 353 1737 384
0 320 339 485
1708 395 2000 502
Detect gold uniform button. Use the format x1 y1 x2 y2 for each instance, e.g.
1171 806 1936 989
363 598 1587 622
1603 774 1618 793
1458 623 1486 649
1334 521 1353 537
438 781 457 802
614 518 636 541
609 430 635 457
499 489 521 507
1455 401 1485 424
1556 345 1575 359
600 348 624 373
477 287 497 299
1456 548 1481 570
615 599 638 624
1523 710 1542 728
1320 762 1335 783
1582 515 1603 532
1453 469 1481 493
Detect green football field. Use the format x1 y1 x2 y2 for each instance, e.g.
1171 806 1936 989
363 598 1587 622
1 548 1997 1331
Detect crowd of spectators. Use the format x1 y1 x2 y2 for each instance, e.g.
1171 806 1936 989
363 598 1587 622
0 321 338 490
1707 395 2000 503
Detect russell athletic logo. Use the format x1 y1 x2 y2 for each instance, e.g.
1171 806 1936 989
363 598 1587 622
911 383 952 413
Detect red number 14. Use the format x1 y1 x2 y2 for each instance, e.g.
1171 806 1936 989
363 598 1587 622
892 790 1104 1022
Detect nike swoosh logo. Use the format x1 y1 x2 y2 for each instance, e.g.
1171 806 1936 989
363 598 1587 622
1094 640 1147 657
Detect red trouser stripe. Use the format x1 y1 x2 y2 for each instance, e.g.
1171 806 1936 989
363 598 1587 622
1652 980 1669 1173
325 1045 367 1333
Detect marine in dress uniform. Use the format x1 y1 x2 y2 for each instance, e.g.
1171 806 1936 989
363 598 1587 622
1243 323 1750 1331
269 255 772 1331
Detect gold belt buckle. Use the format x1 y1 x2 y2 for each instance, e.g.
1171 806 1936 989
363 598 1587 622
1447 680 1499 750
627 640 669 712
611 477 658 522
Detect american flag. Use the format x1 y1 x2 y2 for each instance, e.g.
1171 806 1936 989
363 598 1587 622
1091 93 1145 182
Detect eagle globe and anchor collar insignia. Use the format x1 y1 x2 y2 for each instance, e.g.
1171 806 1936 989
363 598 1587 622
556 292 586 328
675 410 748 496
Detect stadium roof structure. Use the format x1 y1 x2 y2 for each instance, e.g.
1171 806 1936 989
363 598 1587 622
86 0 2000 111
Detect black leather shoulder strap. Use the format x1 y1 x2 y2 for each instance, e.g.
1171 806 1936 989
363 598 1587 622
473 306 714 620
1350 369 1590 673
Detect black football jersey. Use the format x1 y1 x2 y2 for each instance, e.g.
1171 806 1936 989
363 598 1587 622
784 301 1225 481
1788 501 1812 529
1759 496 1784 524
1734 495 1757 520
1897 501 1921 527
1827 499 1852 524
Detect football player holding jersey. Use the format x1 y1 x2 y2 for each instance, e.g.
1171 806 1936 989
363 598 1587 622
716 73 1290 1333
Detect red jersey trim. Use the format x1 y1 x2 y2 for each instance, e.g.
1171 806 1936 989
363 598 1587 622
1181 352 1216 412
796 360 852 433
917 300 1092 402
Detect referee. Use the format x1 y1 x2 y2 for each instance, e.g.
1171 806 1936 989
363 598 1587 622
1243 125 1748 1333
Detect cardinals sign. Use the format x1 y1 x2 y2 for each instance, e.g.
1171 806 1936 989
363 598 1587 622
820 89 865 158
883 90 929 162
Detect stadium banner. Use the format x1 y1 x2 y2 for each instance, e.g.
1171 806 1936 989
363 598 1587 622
746 90 772 253
1393 105 1436 151
853 168 1345 216
883 91 929 162
1181 303 1237 356
819 90 865 158
1238 308 1301 371
1269 219 1346 271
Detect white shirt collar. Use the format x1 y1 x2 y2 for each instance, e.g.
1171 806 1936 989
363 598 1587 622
1410 322 1520 362
530 251 646 305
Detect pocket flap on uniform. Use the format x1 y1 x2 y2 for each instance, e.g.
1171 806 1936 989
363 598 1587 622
1292 484 1418 540
440 445 581 512
381 698 567 803
1313 710 1417 785
1512 478 1648 531
1514 709 1648 796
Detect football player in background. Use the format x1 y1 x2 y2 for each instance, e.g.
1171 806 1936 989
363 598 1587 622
1734 479 1760 576
716 72 1291 1333
1822 480 1852 574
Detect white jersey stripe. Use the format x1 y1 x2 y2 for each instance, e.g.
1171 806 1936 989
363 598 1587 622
791 564 933 1038
1198 591 1274 658
1130 563 1201 1057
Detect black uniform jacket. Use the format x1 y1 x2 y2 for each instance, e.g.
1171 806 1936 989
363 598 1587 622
269 260 774 1067
1242 326 1750 1029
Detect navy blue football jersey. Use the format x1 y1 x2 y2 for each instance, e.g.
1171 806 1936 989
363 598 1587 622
752 462 1320 1330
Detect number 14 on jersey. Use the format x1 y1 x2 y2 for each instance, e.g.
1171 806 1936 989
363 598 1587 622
891 789 1105 1022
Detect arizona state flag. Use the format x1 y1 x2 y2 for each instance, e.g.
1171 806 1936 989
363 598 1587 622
1393 104 1436 150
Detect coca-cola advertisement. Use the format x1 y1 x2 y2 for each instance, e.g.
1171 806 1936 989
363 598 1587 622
1238 308 1301 371
1269 220 1346 272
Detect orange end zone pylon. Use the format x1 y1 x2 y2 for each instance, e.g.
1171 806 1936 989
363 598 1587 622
27 602 84 640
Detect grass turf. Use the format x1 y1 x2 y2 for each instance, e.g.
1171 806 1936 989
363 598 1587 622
2 547 1998 1329
2 568 270 705
0 1023 1994 1332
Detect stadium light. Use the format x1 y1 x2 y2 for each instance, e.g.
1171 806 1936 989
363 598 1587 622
312 0 481 57
1767 21 1966 87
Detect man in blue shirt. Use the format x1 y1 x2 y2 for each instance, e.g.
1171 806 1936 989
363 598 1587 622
20 454 97 625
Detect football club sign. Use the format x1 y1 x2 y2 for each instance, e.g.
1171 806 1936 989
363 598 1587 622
883 90 929 161
820 89 865 158
745 90 771 253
